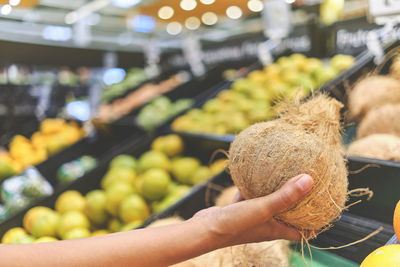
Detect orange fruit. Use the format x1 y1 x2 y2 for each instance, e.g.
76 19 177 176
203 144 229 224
394 200 400 240
361 245 400 267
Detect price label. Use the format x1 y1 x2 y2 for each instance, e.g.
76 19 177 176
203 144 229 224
369 0 400 17
263 0 291 40
182 33 206 77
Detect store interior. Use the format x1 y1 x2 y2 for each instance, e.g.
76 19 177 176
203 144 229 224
0 0 400 266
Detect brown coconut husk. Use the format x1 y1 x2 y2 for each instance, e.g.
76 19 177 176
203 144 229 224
347 134 400 161
348 75 400 122
228 94 348 236
390 55 400 80
215 186 239 207
172 240 290 267
357 104 400 139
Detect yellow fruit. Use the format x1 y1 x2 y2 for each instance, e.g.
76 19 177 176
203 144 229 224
394 200 400 240
210 159 227 175
46 135 68 155
11 160 23 173
140 169 171 201
0 160 16 180
31 132 47 150
23 207 54 234
1 227 27 244
35 236 58 243
57 211 90 238
119 221 143 232
13 235 36 244
118 194 150 224
108 219 122 233
91 230 110 237
40 118 67 134
31 211 59 238
101 168 136 189
105 182 134 216
151 135 184 157
85 190 108 226
62 227 91 240
361 245 400 267
55 191 86 214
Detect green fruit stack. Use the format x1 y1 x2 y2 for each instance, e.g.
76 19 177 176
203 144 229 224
172 54 354 135
1 134 227 244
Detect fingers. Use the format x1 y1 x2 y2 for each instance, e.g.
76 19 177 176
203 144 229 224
261 174 314 219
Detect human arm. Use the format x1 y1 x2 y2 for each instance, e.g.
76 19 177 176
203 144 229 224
0 174 313 267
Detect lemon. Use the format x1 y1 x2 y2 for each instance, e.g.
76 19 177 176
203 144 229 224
14 235 36 244
101 168 136 189
57 211 90 238
23 206 54 234
62 227 91 240
55 190 86 214
31 211 59 238
361 245 400 267
140 168 171 201
171 157 201 184
137 151 171 173
118 194 150 224
85 190 109 226
191 166 212 185
105 182 133 216
91 230 110 237
110 155 137 170
1 227 27 244
119 221 143 232
108 219 122 233
35 236 58 243
151 135 184 157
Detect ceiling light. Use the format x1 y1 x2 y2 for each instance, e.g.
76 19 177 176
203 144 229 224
0 5 12 15
185 16 200 30
158 6 174 20
226 6 242 19
9 0 20 6
42 26 72 42
180 0 197 11
130 15 155 33
166 21 182 35
200 0 215 4
201 11 217 25
247 0 263 12
110 0 142 8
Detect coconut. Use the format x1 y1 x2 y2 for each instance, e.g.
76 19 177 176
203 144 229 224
390 55 400 80
348 75 400 121
228 95 348 234
348 134 400 161
173 240 290 267
357 104 400 139
215 186 238 207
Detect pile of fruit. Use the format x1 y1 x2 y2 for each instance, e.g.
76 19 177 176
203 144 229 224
136 96 194 131
99 73 186 123
102 68 148 102
0 119 85 181
172 54 354 135
0 134 226 243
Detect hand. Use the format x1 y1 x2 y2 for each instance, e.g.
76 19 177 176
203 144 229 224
192 174 314 248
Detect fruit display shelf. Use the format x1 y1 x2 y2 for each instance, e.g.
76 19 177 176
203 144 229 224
146 169 393 264
106 62 256 134
0 132 231 238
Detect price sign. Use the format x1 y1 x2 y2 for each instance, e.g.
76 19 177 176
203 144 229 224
182 33 206 77
263 0 291 40
369 0 400 18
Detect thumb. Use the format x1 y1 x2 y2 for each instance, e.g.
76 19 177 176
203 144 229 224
262 174 314 218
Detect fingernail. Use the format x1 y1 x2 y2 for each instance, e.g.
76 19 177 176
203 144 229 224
295 174 313 192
